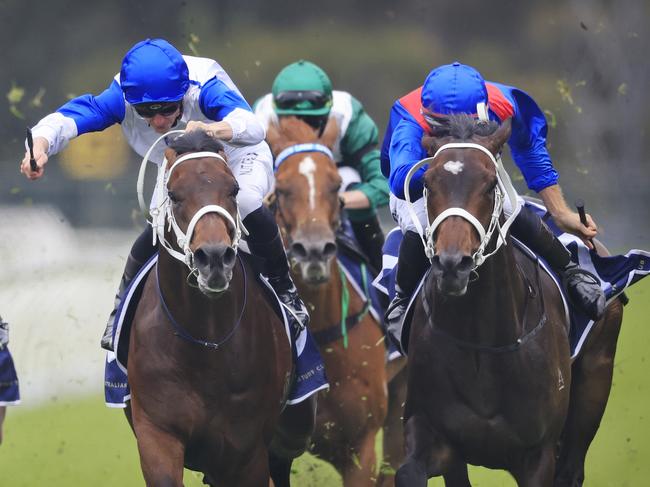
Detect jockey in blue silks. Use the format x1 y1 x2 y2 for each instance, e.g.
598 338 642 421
381 62 606 348
20 39 309 351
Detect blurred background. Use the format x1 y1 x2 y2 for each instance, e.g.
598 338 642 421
0 0 648 485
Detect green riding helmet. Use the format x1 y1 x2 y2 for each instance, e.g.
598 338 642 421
272 60 333 116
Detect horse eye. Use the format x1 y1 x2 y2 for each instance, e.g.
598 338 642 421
231 184 240 198
486 179 498 194
168 191 179 203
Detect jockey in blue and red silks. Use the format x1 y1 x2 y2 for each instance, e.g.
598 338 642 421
381 62 606 350
20 39 309 351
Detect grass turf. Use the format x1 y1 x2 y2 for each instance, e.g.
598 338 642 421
1 280 648 486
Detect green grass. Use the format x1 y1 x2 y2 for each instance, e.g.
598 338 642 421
1 280 648 486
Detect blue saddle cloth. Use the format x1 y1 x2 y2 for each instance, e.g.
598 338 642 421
0 347 20 405
105 252 328 407
373 201 650 358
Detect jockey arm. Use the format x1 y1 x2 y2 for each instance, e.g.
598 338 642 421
339 96 389 211
387 117 428 200
21 80 125 180
499 84 598 245
191 77 265 147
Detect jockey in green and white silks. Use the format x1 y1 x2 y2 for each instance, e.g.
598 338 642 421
254 60 389 272
21 39 310 351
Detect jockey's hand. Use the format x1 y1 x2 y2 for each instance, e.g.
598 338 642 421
20 136 49 180
553 210 598 249
185 120 233 142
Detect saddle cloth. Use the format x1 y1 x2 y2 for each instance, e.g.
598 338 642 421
0 346 20 405
373 201 650 358
104 252 329 408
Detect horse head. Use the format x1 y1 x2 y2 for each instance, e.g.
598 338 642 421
266 117 342 285
419 115 512 296
161 130 242 295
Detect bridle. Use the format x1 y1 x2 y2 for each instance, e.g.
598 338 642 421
403 142 521 269
137 130 248 272
271 142 340 247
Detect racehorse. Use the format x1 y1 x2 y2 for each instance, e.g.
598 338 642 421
266 117 404 486
395 115 623 486
125 130 312 487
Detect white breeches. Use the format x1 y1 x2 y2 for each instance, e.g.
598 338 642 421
389 191 523 235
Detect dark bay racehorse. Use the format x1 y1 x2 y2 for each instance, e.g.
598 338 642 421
126 131 309 487
395 116 623 486
266 117 405 486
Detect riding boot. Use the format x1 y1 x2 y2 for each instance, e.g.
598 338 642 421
385 230 430 352
511 205 606 321
244 207 310 338
350 213 385 274
101 227 156 351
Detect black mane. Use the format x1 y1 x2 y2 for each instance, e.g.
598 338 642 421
167 130 225 155
444 114 499 140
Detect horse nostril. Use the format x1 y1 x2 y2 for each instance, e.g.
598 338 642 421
290 242 308 260
194 248 209 269
223 246 237 268
322 241 337 260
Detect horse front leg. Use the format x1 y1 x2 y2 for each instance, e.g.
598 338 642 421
378 363 408 487
395 414 453 487
511 445 556 487
134 415 185 487
339 426 382 487
0 406 6 445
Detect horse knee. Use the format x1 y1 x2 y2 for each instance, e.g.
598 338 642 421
395 460 428 487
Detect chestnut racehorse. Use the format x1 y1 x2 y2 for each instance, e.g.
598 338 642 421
266 117 405 486
395 116 623 487
126 130 311 487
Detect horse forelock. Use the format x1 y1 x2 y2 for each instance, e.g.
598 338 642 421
445 114 499 141
278 117 319 145
167 130 225 155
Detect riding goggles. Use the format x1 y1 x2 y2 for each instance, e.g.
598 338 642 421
134 101 182 118
273 90 332 111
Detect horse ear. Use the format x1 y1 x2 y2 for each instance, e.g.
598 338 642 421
319 117 339 149
164 148 178 164
421 135 444 156
484 118 512 155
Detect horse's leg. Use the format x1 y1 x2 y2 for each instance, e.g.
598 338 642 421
511 446 556 487
395 414 451 487
0 406 6 445
442 461 471 487
134 417 185 487
216 442 270 487
555 303 623 487
339 426 381 487
378 362 408 487
269 395 317 487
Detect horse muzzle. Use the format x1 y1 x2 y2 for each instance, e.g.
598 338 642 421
430 252 474 296
193 243 237 296
289 238 337 286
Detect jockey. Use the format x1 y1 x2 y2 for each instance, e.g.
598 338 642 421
254 60 389 272
382 61 606 346
20 38 309 351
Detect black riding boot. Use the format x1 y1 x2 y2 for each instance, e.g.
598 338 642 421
385 231 431 352
511 205 606 321
101 226 156 351
350 213 385 274
244 207 309 338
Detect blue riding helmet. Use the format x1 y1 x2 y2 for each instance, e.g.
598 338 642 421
421 62 488 117
120 39 190 105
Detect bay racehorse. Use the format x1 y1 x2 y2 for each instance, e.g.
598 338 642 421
395 115 623 486
266 117 405 486
125 130 312 487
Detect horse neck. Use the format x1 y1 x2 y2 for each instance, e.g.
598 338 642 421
156 249 244 333
430 238 529 345
292 258 344 333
